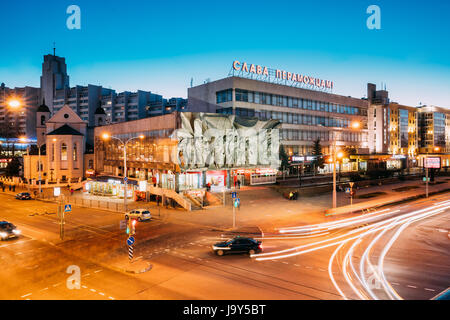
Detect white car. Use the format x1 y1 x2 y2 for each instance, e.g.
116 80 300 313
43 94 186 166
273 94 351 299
125 209 151 221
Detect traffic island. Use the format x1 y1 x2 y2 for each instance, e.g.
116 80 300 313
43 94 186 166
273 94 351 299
114 259 153 274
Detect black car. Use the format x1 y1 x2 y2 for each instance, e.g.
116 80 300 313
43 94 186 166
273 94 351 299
15 192 32 200
0 221 21 240
212 236 262 256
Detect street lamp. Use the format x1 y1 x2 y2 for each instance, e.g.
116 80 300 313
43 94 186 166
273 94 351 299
8 99 21 109
102 133 145 212
331 121 361 209
20 137 43 195
6 98 22 157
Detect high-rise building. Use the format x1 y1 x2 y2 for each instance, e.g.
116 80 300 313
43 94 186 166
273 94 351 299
417 105 450 154
40 54 70 113
187 76 369 157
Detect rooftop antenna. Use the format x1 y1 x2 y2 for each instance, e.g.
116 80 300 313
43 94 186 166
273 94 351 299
53 42 56 56
190 78 193 88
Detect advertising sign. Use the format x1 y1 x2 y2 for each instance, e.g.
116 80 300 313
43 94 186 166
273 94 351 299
425 157 441 169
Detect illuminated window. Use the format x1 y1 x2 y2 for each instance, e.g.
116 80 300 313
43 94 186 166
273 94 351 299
73 143 77 161
61 143 67 161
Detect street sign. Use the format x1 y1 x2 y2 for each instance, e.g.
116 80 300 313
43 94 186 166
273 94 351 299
345 188 351 194
64 204 72 212
234 198 240 208
127 236 135 246
349 182 354 188
119 220 127 230
124 177 128 182
231 192 237 199
423 177 430 182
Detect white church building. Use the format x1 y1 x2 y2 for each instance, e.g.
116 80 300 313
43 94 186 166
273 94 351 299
23 103 106 185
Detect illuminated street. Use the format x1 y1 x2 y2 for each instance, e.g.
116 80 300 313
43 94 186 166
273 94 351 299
0 184 448 300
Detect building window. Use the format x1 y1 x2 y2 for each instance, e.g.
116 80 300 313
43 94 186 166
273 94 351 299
73 143 77 161
41 115 46 125
52 144 55 162
61 143 67 161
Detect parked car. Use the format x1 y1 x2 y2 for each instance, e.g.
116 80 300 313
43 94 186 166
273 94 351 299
125 209 151 221
15 192 32 200
212 236 262 256
0 221 21 240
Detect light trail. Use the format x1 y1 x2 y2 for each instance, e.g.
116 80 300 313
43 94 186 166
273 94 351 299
253 200 450 261
252 197 450 300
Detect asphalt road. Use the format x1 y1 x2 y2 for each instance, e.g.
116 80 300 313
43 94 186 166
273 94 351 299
0 191 448 300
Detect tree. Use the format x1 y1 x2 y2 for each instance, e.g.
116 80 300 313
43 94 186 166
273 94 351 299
279 145 290 172
312 138 325 173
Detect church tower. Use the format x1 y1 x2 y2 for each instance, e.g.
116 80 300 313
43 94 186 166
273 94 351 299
36 99 51 146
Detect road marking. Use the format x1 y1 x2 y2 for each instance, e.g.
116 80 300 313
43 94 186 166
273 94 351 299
0 239 33 248
82 285 87 289
15 252 23 255
391 282 400 286
40 287 48 292
294 264 300 267
305 266 312 269
94 269 102 273
407 285 417 289
108 296 115 300
90 289 96 293
53 283 61 287
282 261 289 265
21 293 32 298
318 268 326 272
424 288 435 292
83 273 91 277
99 292 105 296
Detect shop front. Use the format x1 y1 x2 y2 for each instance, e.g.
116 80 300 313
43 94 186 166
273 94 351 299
205 170 227 192
232 168 277 186
178 171 203 191
84 176 135 199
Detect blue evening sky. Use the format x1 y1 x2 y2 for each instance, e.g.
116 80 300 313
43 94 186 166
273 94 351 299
0 0 448 107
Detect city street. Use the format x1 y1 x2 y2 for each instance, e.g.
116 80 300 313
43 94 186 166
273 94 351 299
0 187 448 300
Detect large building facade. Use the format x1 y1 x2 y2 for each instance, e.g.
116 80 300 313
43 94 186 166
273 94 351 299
93 112 281 196
187 75 369 157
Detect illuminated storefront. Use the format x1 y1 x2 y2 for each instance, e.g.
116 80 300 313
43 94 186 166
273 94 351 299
84 177 134 199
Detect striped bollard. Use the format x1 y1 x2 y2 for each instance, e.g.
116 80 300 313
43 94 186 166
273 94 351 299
128 245 134 260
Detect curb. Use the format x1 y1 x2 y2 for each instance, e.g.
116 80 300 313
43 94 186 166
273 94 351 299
325 187 450 216
124 262 153 274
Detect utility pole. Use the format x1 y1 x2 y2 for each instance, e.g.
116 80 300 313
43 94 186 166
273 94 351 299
332 131 337 209
58 195 65 240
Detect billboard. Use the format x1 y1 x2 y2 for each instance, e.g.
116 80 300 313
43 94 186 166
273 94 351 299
425 157 441 169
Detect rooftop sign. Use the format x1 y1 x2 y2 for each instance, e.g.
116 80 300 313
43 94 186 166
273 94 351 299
230 60 333 91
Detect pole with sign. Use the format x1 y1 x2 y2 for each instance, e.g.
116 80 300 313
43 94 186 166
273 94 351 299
349 182 354 213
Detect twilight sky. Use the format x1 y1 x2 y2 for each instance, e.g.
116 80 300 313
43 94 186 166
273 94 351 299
0 0 449 108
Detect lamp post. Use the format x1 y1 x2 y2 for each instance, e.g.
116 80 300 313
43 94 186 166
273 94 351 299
6 98 22 157
102 133 145 212
331 121 361 209
20 137 43 196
